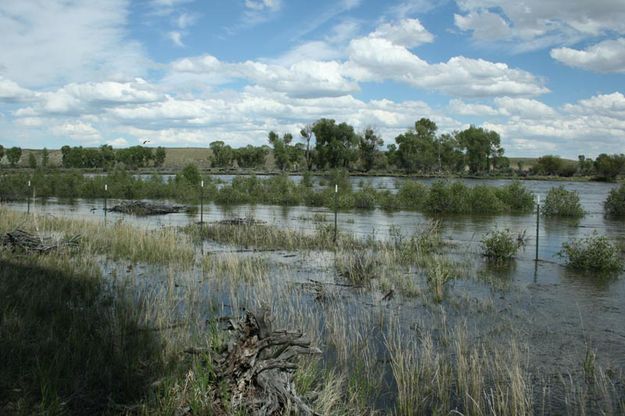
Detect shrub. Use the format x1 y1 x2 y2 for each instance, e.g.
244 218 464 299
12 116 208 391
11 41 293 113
469 185 504 214
559 234 624 273
481 229 521 260
496 181 535 212
353 189 376 210
397 181 429 210
424 181 470 214
604 183 625 218
542 186 585 218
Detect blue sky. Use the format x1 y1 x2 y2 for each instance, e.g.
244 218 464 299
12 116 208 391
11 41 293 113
1 0 624 158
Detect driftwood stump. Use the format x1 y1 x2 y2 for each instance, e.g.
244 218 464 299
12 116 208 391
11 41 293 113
1 229 80 253
188 310 321 415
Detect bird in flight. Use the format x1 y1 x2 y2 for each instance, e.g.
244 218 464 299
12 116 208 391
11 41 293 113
142 139 151 145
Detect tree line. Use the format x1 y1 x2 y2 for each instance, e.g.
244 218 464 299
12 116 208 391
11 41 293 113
1 117 624 180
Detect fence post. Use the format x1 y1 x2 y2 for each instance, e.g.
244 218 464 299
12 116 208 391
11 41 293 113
27 180 31 214
535 195 540 262
333 184 338 243
104 184 108 226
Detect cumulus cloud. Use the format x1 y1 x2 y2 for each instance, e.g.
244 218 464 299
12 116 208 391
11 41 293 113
0 77 35 102
550 38 625 73
454 0 625 51
51 121 101 142
17 79 161 116
345 37 548 97
370 19 434 48
171 19 547 99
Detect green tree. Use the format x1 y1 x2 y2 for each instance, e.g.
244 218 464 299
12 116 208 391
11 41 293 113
395 118 438 173
6 147 22 167
0 145 4 164
359 128 383 172
312 118 360 169
177 163 201 185
456 126 502 174
268 131 292 171
28 153 37 169
438 133 465 172
594 153 625 181
577 155 594 176
41 147 49 168
533 155 565 176
299 124 315 170
154 146 166 167
209 141 234 168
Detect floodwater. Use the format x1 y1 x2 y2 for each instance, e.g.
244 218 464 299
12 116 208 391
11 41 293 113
3 176 625 412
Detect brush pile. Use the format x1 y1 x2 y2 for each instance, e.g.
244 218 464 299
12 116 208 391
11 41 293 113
1 229 81 253
217 217 267 226
188 310 320 415
109 200 189 216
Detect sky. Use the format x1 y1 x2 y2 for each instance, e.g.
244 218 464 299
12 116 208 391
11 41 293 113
0 0 624 158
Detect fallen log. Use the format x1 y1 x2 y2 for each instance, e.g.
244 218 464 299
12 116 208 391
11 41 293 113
1 229 81 253
108 200 189 216
187 309 321 415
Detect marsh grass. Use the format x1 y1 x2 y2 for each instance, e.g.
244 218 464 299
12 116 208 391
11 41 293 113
424 256 457 303
0 208 194 266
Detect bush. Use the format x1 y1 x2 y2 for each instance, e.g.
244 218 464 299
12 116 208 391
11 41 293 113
496 181 535 212
559 234 624 273
604 183 625 218
470 185 504 214
424 181 470 214
481 229 521 260
542 186 584 218
397 181 429 210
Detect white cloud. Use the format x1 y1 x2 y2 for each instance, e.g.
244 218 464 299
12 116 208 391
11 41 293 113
244 0 282 11
345 37 548 97
454 0 625 51
107 137 129 147
493 97 557 118
0 77 35 102
16 79 161 116
448 99 500 116
370 18 434 48
51 121 101 142
0 0 149 87
168 31 185 47
550 38 625 73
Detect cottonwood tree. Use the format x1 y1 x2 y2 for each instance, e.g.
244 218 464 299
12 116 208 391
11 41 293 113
6 147 22 167
312 118 359 169
299 124 315 170
41 148 49 168
395 118 438 173
0 145 4 166
359 127 383 172
456 126 502 174
209 141 234 168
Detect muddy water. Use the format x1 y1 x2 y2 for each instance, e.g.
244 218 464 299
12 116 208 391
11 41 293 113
4 178 625 411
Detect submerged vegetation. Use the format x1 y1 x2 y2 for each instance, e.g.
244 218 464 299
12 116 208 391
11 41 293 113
1 168 540 215
604 183 625 218
559 233 624 273
542 186 585 218
481 229 523 261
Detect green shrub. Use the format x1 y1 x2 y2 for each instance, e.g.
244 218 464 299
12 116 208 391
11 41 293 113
604 183 625 218
559 234 624 273
481 229 521 260
542 186 585 218
496 181 535 212
397 181 429 210
353 189 376 210
470 185 504 214
425 181 470 214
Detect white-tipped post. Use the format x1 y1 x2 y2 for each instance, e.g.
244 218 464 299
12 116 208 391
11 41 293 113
535 194 540 262
333 184 338 242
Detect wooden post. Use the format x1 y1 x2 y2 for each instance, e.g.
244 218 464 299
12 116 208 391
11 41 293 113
200 180 204 225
